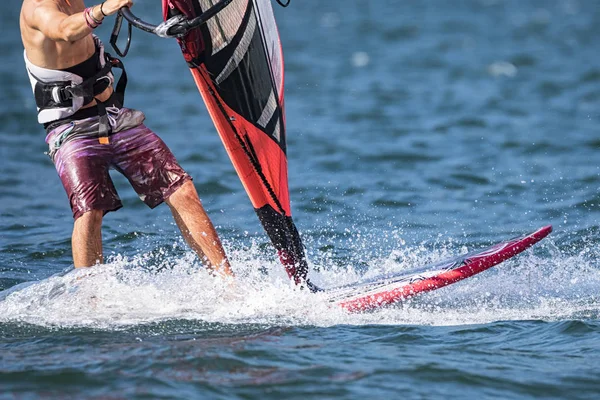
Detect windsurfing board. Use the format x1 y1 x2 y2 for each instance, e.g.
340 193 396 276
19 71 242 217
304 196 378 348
325 225 552 312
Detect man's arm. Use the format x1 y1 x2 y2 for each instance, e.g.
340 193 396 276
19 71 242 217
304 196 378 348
29 0 133 43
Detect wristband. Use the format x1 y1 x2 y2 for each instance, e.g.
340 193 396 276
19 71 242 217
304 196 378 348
88 7 103 25
100 2 108 17
84 8 96 29
84 7 101 29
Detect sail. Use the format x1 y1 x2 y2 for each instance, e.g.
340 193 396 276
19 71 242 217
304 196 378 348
162 0 309 285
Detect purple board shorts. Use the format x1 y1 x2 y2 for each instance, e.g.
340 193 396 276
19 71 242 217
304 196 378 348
46 108 191 220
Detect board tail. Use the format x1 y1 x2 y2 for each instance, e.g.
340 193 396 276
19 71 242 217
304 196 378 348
162 0 310 285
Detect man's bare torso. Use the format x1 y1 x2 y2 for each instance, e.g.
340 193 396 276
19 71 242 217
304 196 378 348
21 0 113 104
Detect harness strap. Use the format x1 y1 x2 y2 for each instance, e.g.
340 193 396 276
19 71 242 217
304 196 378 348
62 61 113 101
44 52 128 143
109 55 127 106
97 54 127 143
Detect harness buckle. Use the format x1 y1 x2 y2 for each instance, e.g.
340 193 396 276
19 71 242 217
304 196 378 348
51 86 72 104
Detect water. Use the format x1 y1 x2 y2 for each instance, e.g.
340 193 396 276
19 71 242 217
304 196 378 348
2 0 600 398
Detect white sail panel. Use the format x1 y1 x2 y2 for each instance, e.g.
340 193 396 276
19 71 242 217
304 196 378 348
254 0 283 97
199 0 249 54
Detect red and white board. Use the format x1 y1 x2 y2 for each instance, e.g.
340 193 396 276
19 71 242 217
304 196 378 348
326 225 552 312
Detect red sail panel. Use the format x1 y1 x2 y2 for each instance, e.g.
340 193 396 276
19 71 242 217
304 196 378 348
189 66 291 215
163 0 312 285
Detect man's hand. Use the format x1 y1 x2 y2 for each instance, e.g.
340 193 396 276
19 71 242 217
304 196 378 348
100 0 134 17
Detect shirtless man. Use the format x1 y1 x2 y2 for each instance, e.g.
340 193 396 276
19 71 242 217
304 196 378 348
20 0 234 277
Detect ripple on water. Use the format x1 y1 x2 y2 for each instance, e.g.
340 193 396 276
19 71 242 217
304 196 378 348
2 0 600 397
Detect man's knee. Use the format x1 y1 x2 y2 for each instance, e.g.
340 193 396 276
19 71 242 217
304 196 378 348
167 180 200 206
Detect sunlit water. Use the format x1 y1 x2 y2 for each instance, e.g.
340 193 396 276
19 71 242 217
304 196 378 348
2 0 600 398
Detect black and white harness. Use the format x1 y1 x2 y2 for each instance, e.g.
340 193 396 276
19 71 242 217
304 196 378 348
24 35 127 139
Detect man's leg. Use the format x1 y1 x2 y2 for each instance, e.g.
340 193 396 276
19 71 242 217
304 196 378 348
72 210 104 268
166 181 233 277
49 129 122 269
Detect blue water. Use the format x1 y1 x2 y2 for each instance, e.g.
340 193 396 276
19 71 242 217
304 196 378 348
2 0 600 398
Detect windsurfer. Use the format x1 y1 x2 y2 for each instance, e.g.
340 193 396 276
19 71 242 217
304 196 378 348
20 0 233 277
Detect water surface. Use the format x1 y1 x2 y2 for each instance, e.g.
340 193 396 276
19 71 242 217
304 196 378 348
2 0 600 398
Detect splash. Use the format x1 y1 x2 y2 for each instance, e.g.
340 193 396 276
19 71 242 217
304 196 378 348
0 234 598 329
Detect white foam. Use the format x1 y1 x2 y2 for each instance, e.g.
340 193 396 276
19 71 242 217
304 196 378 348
1 236 598 329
